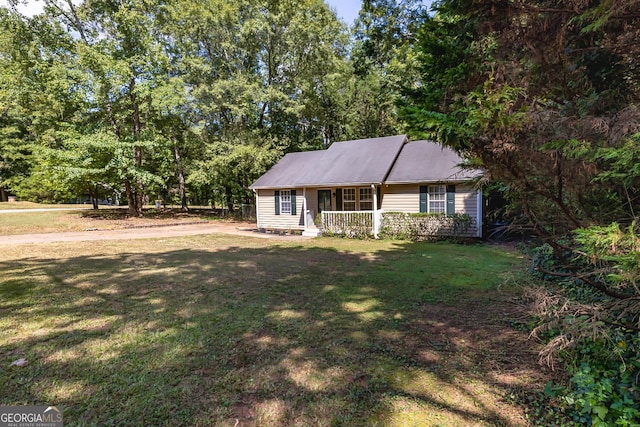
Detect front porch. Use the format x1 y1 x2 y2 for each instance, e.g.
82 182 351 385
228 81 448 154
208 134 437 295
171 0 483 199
319 210 382 237
299 186 382 238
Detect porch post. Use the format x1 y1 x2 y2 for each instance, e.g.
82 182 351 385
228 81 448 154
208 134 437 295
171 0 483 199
253 189 259 229
476 189 483 238
372 184 378 239
303 187 308 230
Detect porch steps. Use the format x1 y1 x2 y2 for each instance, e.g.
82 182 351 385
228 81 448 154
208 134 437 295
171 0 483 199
302 227 322 237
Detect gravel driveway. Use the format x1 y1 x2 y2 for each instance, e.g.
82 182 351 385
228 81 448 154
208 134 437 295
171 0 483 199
1 222 310 245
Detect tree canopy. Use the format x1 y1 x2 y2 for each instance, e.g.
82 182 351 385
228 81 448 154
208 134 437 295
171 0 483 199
401 2 640 422
1 0 389 211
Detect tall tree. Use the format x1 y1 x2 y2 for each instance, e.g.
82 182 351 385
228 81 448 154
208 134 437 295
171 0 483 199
401 5 640 422
350 0 428 138
401 0 640 328
0 6 86 202
165 0 351 204
1 0 355 212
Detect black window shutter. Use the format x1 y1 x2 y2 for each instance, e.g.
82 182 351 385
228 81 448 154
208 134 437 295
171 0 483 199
291 190 297 215
274 190 280 215
446 185 455 216
419 186 427 213
336 188 342 210
377 186 382 210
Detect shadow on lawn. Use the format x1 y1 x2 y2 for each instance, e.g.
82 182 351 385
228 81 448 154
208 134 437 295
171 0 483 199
0 241 552 426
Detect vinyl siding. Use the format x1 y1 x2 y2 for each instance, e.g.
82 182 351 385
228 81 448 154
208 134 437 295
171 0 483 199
256 189 305 230
455 184 478 216
256 188 323 230
455 183 480 237
381 183 481 236
380 184 421 212
256 184 482 236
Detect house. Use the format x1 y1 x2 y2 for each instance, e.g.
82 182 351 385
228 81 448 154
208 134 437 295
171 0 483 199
249 135 483 238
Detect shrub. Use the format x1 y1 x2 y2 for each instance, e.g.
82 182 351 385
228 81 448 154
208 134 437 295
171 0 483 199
379 212 474 241
556 335 640 426
524 224 640 426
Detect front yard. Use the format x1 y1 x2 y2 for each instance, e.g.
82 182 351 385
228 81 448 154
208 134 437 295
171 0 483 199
0 234 552 426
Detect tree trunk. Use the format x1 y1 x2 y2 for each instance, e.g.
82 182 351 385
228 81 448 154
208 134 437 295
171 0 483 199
174 143 188 212
225 186 234 213
125 180 137 216
130 78 144 217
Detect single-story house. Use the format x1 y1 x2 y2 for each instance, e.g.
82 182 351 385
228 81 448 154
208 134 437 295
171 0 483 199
249 135 483 237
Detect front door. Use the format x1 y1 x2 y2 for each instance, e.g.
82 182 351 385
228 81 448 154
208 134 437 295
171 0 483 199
318 190 332 213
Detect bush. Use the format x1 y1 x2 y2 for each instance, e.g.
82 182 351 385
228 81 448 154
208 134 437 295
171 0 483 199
554 334 640 426
524 227 640 426
379 212 474 240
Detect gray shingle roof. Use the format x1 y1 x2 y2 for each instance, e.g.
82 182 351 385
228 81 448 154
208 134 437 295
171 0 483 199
249 136 480 190
385 140 481 184
249 135 407 189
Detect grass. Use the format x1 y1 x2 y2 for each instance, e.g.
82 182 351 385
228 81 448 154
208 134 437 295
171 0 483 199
0 233 550 426
0 211 92 235
0 208 217 236
0 201 91 210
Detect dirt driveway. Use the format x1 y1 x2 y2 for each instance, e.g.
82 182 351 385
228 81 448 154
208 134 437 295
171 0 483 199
1 221 310 245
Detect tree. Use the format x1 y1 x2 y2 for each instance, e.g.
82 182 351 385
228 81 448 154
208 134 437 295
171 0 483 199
0 6 83 202
163 0 352 207
401 3 640 421
403 0 640 289
0 0 384 214
350 0 428 139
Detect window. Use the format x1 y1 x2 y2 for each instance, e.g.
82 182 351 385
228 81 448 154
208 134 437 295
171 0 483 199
359 187 373 210
428 185 446 213
343 188 356 211
280 190 292 214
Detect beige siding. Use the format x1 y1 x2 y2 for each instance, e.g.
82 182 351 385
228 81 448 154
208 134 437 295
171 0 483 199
380 184 421 212
455 184 477 216
257 184 482 236
455 183 480 236
256 189 305 230
381 183 481 236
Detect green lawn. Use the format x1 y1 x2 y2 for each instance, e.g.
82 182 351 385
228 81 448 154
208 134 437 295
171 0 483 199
0 208 213 235
0 201 90 210
0 235 547 426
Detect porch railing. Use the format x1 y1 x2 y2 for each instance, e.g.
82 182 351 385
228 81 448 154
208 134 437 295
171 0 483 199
321 210 381 237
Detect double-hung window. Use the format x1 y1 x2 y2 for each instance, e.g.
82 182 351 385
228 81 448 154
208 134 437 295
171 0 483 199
428 185 446 214
343 188 356 211
280 190 292 214
359 187 373 210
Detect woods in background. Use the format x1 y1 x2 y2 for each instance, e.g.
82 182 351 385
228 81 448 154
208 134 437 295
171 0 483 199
0 0 425 212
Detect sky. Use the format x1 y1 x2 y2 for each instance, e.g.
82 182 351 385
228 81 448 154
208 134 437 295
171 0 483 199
0 0 45 16
325 0 362 25
1 0 434 26
2 0 364 23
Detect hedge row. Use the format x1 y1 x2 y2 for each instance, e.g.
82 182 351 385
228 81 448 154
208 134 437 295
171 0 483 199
379 212 474 240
